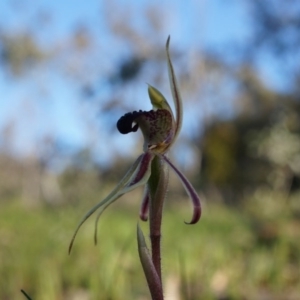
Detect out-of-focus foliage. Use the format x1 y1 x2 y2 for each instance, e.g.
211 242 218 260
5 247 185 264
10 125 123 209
0 200 299 300
201 96 300 204
0 32 47 76
246 0 300 96
250 0 300 58
249 107 300 191
196 0 300 203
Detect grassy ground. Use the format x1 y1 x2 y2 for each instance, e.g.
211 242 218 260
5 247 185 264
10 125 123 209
0 193 299 300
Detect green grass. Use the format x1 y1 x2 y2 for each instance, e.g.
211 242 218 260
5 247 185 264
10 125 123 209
0 196 299 300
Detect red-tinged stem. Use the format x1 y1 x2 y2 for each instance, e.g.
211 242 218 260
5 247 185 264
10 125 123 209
148 155 169 285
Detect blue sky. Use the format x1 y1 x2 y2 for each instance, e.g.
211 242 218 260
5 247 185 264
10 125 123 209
0 0 288 169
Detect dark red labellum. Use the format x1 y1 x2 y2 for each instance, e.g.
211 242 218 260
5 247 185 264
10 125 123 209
117 110 143 134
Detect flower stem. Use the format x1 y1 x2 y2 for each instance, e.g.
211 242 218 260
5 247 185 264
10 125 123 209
148 155 169 284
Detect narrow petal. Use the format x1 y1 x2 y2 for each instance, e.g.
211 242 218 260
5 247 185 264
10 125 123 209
128 152 154 186
161 154 201 224
69 153 153 253
93 152 154 244
137 224 164 300
166 36 183 145
139 185 150 221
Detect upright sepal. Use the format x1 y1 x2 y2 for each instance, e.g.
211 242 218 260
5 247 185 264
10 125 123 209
148 85 173 115
166 36 183 147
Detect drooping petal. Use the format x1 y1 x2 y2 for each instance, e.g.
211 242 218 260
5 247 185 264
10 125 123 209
161 154 201 224
93 152 154 244
128 152 154 186
137 224 164 300
69 152 153 253
139 185 150 221
166 36 183 146
121 152 154 193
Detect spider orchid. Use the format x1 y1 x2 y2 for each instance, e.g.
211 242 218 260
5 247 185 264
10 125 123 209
69 36 201 253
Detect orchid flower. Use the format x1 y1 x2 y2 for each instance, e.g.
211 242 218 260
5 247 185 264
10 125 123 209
69 36 201 254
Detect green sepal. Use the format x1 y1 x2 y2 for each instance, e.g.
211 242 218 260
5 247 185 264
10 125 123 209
148 85 173 114
166 36 183 148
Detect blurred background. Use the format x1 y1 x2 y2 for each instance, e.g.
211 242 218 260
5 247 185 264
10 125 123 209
0 0 300 299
